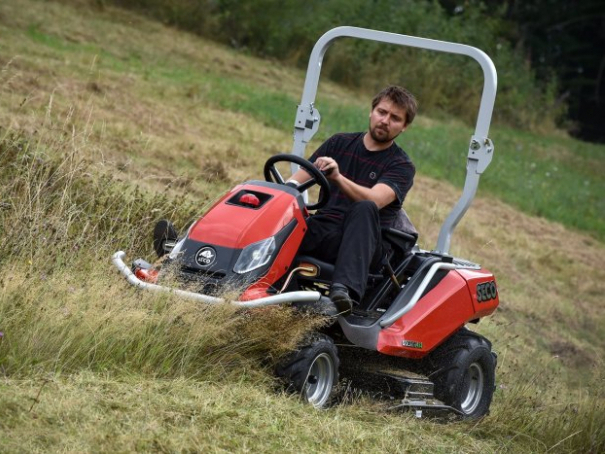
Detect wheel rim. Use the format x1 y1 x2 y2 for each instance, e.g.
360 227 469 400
461 362 485 415
303 353 335 408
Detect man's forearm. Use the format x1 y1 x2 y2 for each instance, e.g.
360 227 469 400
333 174 395 209
288 168 313 185
288 160 396 209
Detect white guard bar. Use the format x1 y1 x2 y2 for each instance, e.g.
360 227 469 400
112 251 321 308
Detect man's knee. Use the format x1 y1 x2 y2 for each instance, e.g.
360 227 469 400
350 200 379 215
347 200 380 225
353 200 378 211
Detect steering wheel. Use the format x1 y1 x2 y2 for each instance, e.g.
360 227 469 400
264 153 331 211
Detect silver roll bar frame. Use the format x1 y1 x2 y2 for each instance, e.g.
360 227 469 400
379 262 459 328
290 26 497 255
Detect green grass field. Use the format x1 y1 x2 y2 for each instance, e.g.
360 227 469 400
1 1 604 452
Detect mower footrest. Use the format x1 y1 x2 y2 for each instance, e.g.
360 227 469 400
383 376 463 415
389 400 459 413
379 374 434 396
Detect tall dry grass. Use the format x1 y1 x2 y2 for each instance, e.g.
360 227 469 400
0 127 323 383
0 127 193 265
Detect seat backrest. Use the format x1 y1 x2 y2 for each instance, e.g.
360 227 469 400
382 209 418 255
391 208 418 237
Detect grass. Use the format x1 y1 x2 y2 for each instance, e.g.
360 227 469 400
0 0 604 452
2 371 603 453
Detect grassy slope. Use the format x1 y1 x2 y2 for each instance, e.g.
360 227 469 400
1 0 604 452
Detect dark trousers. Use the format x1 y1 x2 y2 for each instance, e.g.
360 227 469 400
299 200 382 301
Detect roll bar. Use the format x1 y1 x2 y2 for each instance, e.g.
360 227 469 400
290 26 497 254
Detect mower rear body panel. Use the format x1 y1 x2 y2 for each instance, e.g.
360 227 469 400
377 268 498 359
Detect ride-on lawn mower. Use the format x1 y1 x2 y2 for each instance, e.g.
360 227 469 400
113 27 499 418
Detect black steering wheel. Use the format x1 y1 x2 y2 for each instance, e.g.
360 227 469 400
264 153 331 211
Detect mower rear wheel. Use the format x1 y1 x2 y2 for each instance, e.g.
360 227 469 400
276 333 340 408
427 328 496 419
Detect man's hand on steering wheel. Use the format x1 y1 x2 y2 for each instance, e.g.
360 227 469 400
263 154 331 211
313 156 342 180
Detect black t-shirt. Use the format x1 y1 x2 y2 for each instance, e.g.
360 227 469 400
309 132 415 227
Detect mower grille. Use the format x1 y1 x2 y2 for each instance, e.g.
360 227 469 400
180 267 226 280
175 267 227 295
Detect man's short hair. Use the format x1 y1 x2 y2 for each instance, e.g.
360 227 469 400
371 85 418 126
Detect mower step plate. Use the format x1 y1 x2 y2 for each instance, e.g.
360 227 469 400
388 400 460 414
337 351 460 415
374 373 461 415
374 373 434 397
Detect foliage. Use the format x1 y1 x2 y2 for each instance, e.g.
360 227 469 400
107 0 566 133
439 0 605 142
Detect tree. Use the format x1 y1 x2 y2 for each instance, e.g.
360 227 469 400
440 0 605 142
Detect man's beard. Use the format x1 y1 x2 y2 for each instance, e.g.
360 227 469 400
369 124 399 143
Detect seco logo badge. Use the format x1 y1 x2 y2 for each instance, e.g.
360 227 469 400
196 246 217 267
476 280 497 303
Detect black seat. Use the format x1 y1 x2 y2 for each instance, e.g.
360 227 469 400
381 227 417 255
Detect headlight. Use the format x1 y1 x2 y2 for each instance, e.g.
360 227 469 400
233 236 276 274
168 222 195 259
168 237 186 259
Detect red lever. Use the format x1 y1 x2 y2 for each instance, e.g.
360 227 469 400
239 193 260 207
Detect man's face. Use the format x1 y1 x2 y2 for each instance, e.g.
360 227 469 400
368 99 408 143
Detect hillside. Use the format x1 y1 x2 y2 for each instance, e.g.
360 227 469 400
1 0 604 452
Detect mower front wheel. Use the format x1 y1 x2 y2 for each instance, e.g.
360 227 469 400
276 333 340 408
153 219 179 258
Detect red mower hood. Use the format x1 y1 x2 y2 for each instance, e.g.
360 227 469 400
188 183 305 249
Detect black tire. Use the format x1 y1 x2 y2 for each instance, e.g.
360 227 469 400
153 219 178 258
275 333 340 408
426 328 496 419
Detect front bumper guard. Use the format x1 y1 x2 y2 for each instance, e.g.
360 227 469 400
112 251 321 308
